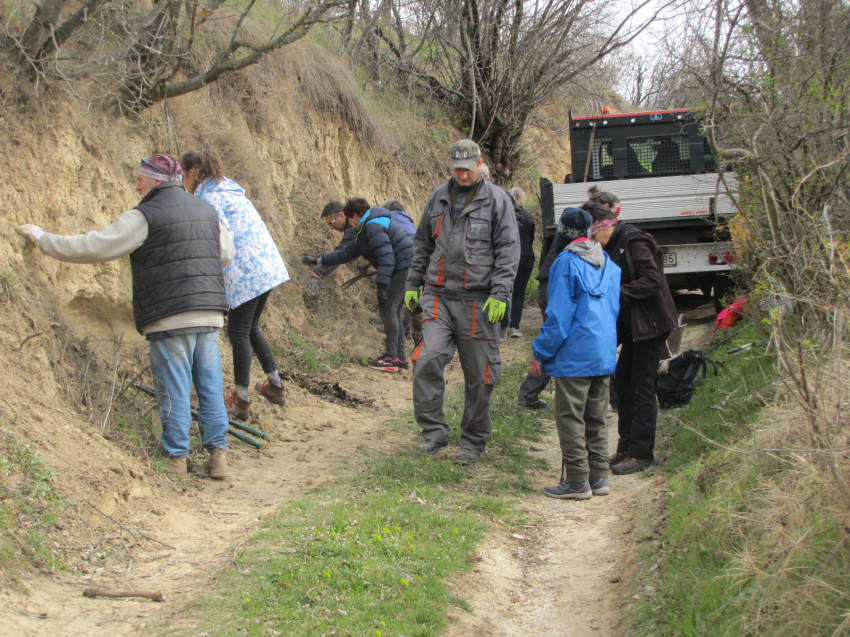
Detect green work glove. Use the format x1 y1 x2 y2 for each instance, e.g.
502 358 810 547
404 290 419 312
482 297 506 324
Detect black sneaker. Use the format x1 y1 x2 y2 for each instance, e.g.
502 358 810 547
368 355 399 372
416 440 447 455
589 476 610 496
519 399 549 410
454 448 481 465
543 480 592 500
396 359 409 371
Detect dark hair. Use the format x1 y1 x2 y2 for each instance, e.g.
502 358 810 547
383 199 405 211
581 201 616 222
322 201 344 218
342 197 370 219
179 149 225 185
588 186 620 207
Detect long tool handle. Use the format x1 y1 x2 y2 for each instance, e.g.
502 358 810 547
228 427 263 449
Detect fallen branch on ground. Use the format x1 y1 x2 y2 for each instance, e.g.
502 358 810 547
83 587 164 602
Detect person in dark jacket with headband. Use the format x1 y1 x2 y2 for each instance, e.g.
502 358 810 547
303 197 414 372
586 202 678 475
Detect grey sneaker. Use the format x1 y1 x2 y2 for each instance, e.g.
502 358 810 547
543 480 592 500
454 448 481 465
509 327 522 339
611 457 654 475
416 440 447 455
589 476 610 496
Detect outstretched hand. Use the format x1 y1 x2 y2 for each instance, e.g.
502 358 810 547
301 255 319 266
18 224 45 243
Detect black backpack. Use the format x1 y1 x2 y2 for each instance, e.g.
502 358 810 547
655 349 717 409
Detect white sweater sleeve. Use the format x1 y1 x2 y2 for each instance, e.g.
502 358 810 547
37 210 148 264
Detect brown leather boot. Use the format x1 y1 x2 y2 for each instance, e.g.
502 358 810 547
607 451 628 466
224 390 250 420
158 455 187 475
611 457 654 475
202 448 230 480
255 378 286 406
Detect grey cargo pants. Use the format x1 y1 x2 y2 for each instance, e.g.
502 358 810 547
412 293 503 453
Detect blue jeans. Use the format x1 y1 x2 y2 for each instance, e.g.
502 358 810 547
149 331 230 457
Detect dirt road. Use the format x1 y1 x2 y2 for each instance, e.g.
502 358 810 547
0 296 714 637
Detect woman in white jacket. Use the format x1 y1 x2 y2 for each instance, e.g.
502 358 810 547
181 149 290 419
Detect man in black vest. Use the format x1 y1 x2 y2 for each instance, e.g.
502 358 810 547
18 154 236 479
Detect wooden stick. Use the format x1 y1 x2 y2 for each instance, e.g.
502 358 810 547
83 588 164 602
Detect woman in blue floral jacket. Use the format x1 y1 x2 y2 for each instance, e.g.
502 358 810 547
180 150 290 419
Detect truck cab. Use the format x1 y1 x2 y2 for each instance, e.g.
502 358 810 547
539 108 739 306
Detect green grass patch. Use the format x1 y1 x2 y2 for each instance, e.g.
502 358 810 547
160 358 550 636
0 424 66 587
274 332 351 373
632 322 781 636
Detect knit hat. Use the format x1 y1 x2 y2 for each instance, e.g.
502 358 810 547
558 207 592 241
139 154 183 182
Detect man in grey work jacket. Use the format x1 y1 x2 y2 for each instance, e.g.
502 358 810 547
18 154 236 480
404 140 520 464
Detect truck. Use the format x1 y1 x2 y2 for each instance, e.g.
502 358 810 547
539 108 739 310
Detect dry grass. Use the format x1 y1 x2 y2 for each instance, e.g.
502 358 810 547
691 359 850 636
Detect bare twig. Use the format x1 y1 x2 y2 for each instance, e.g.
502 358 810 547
87 502 177 550
16 332 44 351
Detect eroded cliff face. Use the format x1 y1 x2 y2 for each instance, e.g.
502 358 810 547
0 75 448 558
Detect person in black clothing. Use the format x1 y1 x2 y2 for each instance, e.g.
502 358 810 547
517 206 592 409
586 203 678 475
303 198 414 372
502 187 536 339
304 201 358 292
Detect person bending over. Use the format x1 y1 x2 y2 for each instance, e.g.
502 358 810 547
304 198 414 372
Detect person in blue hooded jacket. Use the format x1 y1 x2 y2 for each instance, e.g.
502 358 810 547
180 149 290 420
303 197 414 372
529 208 621 500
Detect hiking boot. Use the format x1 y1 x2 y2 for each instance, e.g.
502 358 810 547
589 476 610 496
224 390 250 420
509 327 522 339
416 439 447 455
607 451 628 466
454 447 481 465
396 359 409 372
611 457 654 475
157 455 187 476
368 355 399 372
543 480 593 500
255 378 286 406
519 398 549 410
202 448 230 480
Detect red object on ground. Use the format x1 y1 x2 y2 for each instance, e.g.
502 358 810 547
716 296 747 330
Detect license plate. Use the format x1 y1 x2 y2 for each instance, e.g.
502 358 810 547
662 252 677 267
